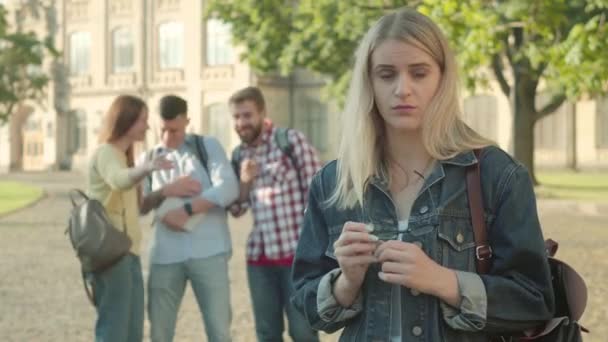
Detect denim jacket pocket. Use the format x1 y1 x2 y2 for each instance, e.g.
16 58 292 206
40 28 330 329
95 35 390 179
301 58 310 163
325 224 343 260
437 218 476 271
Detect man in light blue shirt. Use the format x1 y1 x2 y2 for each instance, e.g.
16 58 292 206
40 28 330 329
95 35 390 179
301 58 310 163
139 95 238 342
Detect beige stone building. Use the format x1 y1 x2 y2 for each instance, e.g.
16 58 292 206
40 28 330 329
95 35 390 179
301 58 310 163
0 0 606 173
0 0 337 173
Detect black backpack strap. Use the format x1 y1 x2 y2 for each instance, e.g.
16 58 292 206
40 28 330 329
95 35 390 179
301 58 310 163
274 127 304 193
275 127 292 156
231 145 242 179
194 135 210 175
186 134 210 180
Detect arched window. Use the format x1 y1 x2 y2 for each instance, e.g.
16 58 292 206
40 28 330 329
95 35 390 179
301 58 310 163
296 97 328 152
205 103 231 149
69 31 91 75
158 21 183 69
68 110 87 153
112 27 134 73
206 19 234 66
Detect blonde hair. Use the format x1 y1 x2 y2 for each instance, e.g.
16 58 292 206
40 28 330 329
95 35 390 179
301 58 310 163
329 8 493 209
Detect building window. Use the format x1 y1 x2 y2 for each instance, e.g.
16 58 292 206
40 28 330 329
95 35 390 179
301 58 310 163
158 21 183 69
69 110 87 153
206 19 234 66
112 27 134 73
69 31 91 75
46 121 53 138
296 98 327 153
463 95 498 141
597 96 608 148
206 103 231 149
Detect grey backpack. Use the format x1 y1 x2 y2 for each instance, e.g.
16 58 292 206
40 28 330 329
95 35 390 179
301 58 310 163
66 189 132 304
67 189 132 272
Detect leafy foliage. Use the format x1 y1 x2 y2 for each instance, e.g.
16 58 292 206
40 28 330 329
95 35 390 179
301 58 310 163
0 4 57 125
206 0 608 176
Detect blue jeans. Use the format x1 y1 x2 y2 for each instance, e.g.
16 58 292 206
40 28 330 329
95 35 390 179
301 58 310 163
92 254 144 342
247 264 319 342
148 253 232 342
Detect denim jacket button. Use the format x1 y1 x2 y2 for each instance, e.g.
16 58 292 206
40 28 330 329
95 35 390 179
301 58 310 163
419 206 429 214
456 232 464 244
412 326 423 336
411 289 420 296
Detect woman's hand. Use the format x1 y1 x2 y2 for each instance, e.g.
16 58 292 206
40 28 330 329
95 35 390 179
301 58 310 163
146 154 174 172
375 240 460 306
334 222 378 288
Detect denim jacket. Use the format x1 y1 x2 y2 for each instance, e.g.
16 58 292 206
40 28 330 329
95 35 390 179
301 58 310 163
291 146 554 342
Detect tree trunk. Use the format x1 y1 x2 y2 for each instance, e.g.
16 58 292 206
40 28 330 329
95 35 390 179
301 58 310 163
511 76 538 185
513 107 537 184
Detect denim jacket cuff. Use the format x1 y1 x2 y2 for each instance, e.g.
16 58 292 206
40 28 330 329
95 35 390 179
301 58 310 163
316 268 363 323
441 271 487 331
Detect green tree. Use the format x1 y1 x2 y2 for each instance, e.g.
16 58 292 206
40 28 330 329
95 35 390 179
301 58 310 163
207 0 608 181
0 3 56 125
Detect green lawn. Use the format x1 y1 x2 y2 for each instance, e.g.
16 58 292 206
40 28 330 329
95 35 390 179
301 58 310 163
535 171 608 202
0 181 44 216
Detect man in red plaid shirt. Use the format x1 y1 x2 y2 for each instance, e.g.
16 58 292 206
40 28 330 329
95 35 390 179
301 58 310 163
228 86 321 342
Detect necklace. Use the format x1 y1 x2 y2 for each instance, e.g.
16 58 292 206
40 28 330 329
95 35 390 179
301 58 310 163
389 156 434 193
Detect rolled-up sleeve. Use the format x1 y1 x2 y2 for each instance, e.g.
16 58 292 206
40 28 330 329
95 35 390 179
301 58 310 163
317 268 363 323
441 271 487 331
199 137 239 207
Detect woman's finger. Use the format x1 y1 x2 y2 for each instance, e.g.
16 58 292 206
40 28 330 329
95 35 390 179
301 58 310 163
342 221 372 233
335 241 377 257
381 261 407 275
376 247 406 263
336 231 378 247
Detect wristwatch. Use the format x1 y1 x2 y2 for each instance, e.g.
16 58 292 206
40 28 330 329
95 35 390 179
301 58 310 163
183 202 193 216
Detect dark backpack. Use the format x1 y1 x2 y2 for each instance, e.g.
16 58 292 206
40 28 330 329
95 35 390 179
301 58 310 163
466 150 588 342
146 134 210 189
231 127 304 192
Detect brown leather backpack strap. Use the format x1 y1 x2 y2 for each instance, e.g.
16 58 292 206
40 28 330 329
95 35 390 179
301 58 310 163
466 149 492 274
545 238 559 257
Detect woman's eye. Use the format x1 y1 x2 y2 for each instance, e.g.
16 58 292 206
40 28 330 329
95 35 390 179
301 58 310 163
378 72 395 80
412 70 427 79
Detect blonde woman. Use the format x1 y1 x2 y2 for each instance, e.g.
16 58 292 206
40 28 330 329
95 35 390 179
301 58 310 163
291 8 554 341
88 95 171 342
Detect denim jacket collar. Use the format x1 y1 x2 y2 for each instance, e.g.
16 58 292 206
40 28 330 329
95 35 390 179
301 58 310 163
369 150 478 191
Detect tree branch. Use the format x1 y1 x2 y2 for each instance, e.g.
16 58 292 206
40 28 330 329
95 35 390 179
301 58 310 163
491 54 511 97
502 34 514 65
536 94 567 121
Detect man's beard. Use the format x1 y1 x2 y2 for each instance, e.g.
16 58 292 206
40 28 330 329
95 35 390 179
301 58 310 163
239 124 263 144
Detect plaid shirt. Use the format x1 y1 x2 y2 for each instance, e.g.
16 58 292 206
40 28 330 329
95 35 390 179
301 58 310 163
236 121 322 262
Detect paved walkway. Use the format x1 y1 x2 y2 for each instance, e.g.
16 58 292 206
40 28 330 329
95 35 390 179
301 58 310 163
0 172 606 341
